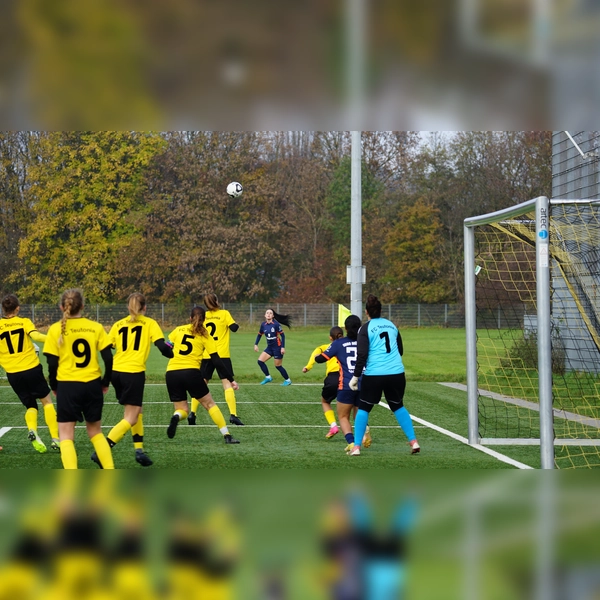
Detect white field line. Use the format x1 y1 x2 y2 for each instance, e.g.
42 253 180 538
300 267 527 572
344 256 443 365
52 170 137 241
440 382 600 429
0 427 11 439
0 383 531 468
379 398 534 470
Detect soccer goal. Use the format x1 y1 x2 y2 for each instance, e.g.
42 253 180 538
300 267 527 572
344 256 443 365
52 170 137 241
464 196 600 469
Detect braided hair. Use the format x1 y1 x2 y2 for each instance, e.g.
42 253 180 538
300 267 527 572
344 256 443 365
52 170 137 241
60 289 84 345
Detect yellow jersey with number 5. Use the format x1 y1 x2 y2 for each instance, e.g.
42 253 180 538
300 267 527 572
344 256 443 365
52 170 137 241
167 325 218 371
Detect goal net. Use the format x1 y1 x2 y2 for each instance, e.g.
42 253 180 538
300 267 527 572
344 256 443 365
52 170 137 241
464 197 600 469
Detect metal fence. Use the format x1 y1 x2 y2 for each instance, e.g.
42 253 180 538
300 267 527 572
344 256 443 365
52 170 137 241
15 303 469 329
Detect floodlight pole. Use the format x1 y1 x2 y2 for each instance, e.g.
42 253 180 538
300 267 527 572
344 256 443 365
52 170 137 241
349 130 364 317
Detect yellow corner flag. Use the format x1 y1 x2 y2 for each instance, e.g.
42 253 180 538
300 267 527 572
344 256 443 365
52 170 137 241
338 304 352 327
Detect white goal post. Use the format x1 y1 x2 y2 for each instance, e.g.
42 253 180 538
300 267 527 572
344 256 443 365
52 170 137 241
464 196 600 470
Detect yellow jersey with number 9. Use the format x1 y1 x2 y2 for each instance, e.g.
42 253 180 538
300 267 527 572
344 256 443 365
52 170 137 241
167 325 217 371
44 318 111 382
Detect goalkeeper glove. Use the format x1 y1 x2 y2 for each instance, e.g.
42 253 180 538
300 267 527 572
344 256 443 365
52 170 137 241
349 376 359 391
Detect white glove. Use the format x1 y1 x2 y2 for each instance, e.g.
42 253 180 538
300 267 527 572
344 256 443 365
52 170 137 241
349 376 359 391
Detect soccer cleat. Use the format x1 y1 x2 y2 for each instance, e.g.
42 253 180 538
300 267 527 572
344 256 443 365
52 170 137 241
50 439 61 451
28 430 47 454
90 452 103 469
409 440 421 454
344 443 355 455
224 434 240 444
281 379 292 386
167 415 180 439
326 425 340 439
362 426 372 448
135 449 153 467
187 412 197 425
229 415 245 426
260 376 273 385
349 445 361 456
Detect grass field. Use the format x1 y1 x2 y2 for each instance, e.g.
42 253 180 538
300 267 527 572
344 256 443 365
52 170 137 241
0 327 544 469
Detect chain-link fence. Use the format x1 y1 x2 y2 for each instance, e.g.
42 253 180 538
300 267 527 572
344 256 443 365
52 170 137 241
15 303 470 330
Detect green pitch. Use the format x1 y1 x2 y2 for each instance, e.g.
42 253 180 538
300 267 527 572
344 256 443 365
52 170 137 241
0 327 542 469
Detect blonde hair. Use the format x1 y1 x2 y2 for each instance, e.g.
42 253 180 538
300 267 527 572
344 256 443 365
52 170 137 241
59 289 84 345
190 306 208 337
128 292 146 322
203 293 220 312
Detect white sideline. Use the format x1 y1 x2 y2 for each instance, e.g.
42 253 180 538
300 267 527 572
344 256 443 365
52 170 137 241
379 399 534 470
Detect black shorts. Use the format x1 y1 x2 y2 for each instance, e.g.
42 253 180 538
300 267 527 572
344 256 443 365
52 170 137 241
200 357 234 382
112 371 145 407
6 365 51 409
321 372 339 402
166 369 209 402
56 378 104 423
358 373 406 413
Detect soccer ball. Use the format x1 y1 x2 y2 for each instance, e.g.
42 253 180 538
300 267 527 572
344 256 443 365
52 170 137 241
227 181 243 198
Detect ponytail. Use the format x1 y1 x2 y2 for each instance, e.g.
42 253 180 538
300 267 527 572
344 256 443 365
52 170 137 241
128 292 146 322
204 293 220 312
190 306 208 337
271 310 292 329
59 289 84 345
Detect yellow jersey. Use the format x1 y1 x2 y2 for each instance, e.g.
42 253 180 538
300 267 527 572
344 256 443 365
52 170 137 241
202 309 236 359
167 325 218 372
108 315 165 373
0 316 46 373
43 318 111 382
304 343 340 375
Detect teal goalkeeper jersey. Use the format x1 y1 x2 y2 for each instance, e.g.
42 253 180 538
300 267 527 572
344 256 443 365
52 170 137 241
356 317 404 376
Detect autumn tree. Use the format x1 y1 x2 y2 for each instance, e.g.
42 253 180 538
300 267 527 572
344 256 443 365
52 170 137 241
384 198 451 303
15 131 165 301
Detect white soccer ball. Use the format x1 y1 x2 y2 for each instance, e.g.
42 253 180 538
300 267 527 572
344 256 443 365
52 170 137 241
227 181 243 198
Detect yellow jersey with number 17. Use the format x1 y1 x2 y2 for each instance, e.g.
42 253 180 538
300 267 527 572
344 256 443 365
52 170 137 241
0 316 46 373
167 325 218 371
108 315 165 373
44 318 111 382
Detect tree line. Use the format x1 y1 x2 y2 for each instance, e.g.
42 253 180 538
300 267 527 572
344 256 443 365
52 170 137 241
0 131 551 304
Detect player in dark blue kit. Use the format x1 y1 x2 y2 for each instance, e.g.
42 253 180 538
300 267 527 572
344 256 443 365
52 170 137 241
315 315 370 454
349 294 419 457
254 309 293 386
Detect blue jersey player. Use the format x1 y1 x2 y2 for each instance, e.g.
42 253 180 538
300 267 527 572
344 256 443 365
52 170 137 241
316 315 371 453
254 309 293 386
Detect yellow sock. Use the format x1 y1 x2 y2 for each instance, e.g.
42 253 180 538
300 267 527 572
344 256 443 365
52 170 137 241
208 405 227 430
90 433 114 469
59 439 78 469
25 408 38 432
107 419 132 446
175 409 188 421
131 414 144 450
43 403 59 439
224 387 237 416
324 409 337 426
191 398 200 413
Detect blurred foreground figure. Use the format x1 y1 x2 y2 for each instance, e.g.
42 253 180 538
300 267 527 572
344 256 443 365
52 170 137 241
321 489 417 600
